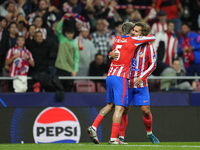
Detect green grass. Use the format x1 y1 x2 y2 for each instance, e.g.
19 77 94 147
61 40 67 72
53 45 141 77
1 142 200 150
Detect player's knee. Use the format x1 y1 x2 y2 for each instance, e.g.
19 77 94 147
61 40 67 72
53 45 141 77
107 103 114 111
123 106 130 115
142 109 150 116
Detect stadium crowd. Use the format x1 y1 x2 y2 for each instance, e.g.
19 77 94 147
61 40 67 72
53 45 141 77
0 0 200 93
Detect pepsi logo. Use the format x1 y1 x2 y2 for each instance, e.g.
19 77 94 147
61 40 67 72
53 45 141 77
33 107 81 143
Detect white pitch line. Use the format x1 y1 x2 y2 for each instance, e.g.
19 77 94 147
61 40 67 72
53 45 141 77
0 144 200 148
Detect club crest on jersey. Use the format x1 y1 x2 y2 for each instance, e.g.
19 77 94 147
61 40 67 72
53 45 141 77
139 52 144 57
120 38 127 43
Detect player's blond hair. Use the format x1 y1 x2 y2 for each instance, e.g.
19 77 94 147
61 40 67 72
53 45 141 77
122 22 135 35
134 21 150 36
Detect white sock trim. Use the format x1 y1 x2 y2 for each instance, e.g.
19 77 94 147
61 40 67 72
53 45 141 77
119 136 124 139
110 138 117 141
92 126 97 131
147 131 152 135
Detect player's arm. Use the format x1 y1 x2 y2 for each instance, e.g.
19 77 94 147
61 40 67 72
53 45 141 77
56 16 65 41
5 50 19 66
22 51 35 67
131 34 156 46
192 33 200 51
140 44 156 80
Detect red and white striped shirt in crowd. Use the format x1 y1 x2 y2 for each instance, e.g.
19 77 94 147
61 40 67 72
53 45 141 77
129 43 156 88
24 28 47 39
6 45 34 77
151 22 167 35
153 31 178 66
107 35 156 79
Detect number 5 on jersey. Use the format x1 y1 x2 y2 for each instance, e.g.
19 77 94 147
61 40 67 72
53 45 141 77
114 45 122 61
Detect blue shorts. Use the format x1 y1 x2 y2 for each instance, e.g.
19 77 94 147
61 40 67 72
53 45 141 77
106 76 128 107
128 87 150 106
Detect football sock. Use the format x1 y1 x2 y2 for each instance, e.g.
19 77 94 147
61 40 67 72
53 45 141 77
119 114 128 137
143 113 152 133
110 123 121 139
92 114 104 130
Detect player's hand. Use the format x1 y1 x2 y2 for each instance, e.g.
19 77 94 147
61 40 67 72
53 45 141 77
48 6 55 12
23 53 29 60
71 71 77 76
110 50 119 59
110 0 117 8
134 77 143 86
13 53 19 59
181 47 188 52
19 0 26 6
188 47 194 52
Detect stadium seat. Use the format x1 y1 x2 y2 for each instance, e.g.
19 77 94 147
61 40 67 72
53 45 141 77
97 82 106 93
1 80 9 92
73 80 96 92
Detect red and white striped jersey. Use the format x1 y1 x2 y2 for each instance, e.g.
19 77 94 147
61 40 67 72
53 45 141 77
153 31 178 66
107 35 156 79
36 28 47 39
24 28 47 39
129 43 156 88
151 22 167 35
6 45 34 77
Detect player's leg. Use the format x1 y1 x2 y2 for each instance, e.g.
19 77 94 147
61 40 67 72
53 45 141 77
135 87 159 144
119 87 134 142
141 106 159 144
109 105 125 143
119 106 129 142
87 76 114 144
109 77 128 144
87 103 114 144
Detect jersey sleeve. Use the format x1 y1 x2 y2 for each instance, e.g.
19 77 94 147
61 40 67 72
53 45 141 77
140 44 156 80
131 35 156 46
6 49 13 60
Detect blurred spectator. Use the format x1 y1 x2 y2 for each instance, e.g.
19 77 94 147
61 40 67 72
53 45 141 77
90 18 110 64
153 20 178 66
0 0 25 23
152 60 176 91
178 23 200 77
84 3 96 29
46 21 59 76
155 0 184 34
171 58 193 90
26 31 50 76
93 0 104 18
109 21 123 48
68 0 83 14
0 22 17 73
121 4 134 22
27 0 56 27
75 26 96 76
89 53 108 89
55 16 79 91
151 10 167 35
5 36 34 92
0 16 8 42
33 16 47 39
180 0 200 32
25 24 36 44
16 15 28 36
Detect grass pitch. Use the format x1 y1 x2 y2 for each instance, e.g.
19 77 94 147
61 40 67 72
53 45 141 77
1 142 200 150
